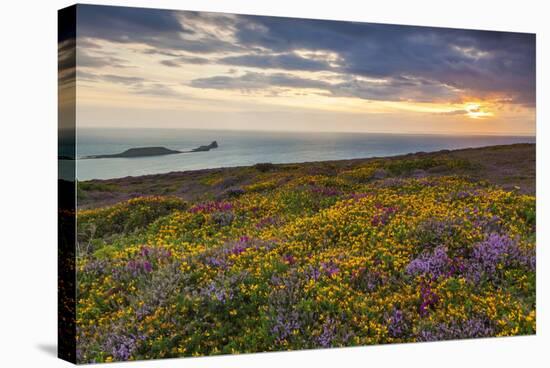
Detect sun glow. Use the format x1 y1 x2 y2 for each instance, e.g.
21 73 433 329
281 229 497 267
464 102 494 119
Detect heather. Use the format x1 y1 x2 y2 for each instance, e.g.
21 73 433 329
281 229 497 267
76 148 535 363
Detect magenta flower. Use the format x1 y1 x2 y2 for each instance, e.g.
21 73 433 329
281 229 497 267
189 201 233 213
282 254 296 265
142 261 152 273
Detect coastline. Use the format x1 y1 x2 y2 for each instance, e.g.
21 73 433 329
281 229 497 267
77 143 535 209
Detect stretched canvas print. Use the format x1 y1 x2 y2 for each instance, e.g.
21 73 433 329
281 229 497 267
58 4 536 364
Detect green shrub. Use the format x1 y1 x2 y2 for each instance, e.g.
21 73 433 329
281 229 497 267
77 196 187 243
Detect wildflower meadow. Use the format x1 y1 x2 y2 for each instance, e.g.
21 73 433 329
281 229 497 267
75 153 536 363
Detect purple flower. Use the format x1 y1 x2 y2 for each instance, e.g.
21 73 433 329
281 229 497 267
231 244 246 256
378 177 405 188
387 308 408 338
205 255 228 269
466 233 535 282
283 254 296 265
418 317 495 341
371 205 398 226
202 237 258 268
419 284 439 317
305 265 322 282
349 192 370 200
255 216 279 229
471 233 518 271
351 267 384 292
103 333 140 361
271 310 301 343
140 246 150 257
321 262 339 277
142 260 152 273
126 259 153 276
201 271 247 304
414 218 462 247
317 317 337 348
82 259 109 276
189 201 233 213
203 282 232 303
406 246 452 279
310 185 341 196
125 260 140 276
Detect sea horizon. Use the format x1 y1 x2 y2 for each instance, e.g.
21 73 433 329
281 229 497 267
70 128 535 181
74 126 536 138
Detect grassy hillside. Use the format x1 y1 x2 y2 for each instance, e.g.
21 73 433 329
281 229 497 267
77 143 535 209
75 144 536 363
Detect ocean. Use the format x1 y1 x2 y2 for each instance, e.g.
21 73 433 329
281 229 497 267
73 128 535 180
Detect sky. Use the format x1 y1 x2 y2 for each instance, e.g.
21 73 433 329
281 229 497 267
60 4 536 135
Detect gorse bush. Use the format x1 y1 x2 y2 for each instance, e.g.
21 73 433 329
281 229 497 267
75 165 535 363
77 196 188 244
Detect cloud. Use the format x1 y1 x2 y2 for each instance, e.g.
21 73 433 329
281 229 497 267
76 4 242 54
160 51 334 71
76 5 190 41
58 39 76 71
160 55 211 67
132 83 184 98
437 109 470 116
77 70 184 98
74 5 536 107
190 72 327 92
101 74 148 85
77 49 130 68
218 52 333 72
190 71 459 102
234 16 535 106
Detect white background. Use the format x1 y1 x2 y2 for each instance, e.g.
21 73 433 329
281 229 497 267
0 0 547 366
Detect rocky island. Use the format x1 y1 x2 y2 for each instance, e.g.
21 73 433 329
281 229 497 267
85 141 218 159
191 141 218 152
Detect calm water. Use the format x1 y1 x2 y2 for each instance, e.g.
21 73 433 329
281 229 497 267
73 128 535 180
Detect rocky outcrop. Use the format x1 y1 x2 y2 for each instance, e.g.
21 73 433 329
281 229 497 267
191 141 218 152
86 147 181 159
86 141 219 159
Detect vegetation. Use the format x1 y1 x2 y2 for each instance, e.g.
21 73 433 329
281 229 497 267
75 152 536 363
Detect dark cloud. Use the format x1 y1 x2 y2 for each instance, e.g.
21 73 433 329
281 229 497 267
160 51 332 71
160 59 181 68
190 71 458 102
218 53 333 72
190 72 327 92
142 49 180 57
76 4 241 54
76 4 190 41
160 55 211 67
74 4 536 106
235 16 535 105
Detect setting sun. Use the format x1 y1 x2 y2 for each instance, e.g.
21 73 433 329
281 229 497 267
464 103 494 119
